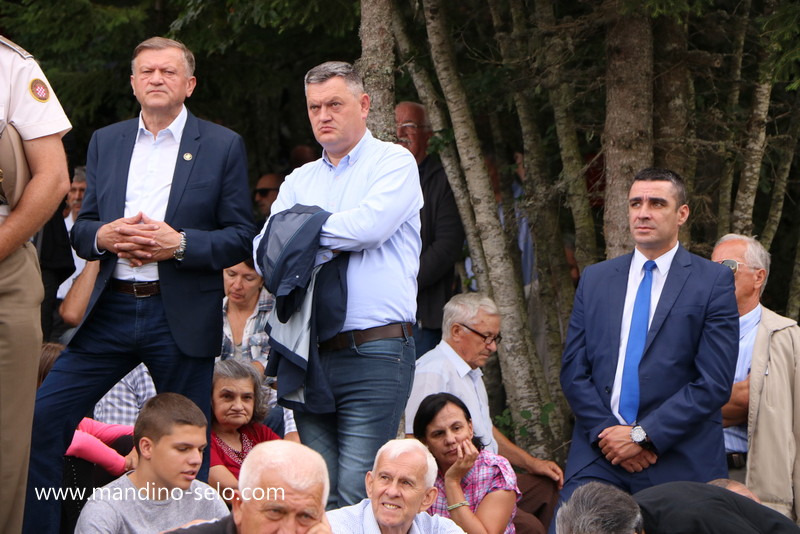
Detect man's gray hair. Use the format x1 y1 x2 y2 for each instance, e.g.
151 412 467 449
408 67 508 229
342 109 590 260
73 166 86 183
715 233 771 295
372 439 437 488
304 61 364 96
442 293 499 338
239 441 329 506
132 36 195 77
556 482 644 534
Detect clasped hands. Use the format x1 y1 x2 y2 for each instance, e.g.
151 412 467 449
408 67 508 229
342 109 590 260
97 212 181 266
597 425 658 473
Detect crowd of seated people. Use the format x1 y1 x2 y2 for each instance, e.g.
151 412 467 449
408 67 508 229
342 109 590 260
32 282 797 534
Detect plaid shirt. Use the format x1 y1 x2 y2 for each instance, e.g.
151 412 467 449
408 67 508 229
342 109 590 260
220 288 274 368
429 449 520 534
93 364 156 426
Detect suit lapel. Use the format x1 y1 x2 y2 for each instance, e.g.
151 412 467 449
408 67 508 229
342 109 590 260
607 254 633 362
165 112 200 223
110 121 137 218
643 245 691 354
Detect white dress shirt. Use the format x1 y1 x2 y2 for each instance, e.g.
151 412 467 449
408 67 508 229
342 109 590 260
405 340 498 453
610 242 680 424
113 106 187 281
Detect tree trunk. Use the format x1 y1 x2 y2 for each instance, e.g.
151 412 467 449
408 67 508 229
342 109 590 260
422 0 560 454
731 1 776 235
716 0 752 237
358 0 396 142
787 230 800 321
533 0 599 271
389 0 490 294
603 2 653 259
653 14 695 244
761 91 800 250
487 0 575 458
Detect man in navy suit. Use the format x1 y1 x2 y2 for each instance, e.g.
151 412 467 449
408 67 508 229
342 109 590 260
557 168 739 513
24 37 254 532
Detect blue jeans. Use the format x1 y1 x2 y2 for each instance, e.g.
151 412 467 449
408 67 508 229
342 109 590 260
294 335 415 508
23 289 214 534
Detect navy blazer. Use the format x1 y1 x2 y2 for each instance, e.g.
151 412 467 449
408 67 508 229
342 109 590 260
560 245 739 484
71 111 255 358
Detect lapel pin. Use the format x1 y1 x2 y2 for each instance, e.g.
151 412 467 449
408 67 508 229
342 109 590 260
183 153 193 161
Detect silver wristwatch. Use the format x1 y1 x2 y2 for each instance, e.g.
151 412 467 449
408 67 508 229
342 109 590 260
173 231 187 261
630 425 647 445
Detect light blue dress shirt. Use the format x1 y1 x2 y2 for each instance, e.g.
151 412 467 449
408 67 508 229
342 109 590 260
255 130 422 331
724 304 762 453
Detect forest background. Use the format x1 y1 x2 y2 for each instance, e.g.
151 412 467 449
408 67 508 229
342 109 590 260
3 0 799 462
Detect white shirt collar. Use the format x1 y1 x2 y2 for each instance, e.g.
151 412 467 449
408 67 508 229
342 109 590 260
631 241 680 276
136 105 188 144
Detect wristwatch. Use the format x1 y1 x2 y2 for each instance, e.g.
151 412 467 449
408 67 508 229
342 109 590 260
173 231 187 261
630 425 647 445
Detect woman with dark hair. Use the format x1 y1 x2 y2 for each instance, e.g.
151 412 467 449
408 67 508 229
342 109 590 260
413 392 520 534
209 359 280 503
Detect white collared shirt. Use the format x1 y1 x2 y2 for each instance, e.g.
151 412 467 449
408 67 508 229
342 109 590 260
113 106 187 281
610 242 680 423
405 340 498 453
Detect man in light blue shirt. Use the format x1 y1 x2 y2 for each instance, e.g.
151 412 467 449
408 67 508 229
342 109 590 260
327 439 464 534
713 234 800 520
255 61 422 508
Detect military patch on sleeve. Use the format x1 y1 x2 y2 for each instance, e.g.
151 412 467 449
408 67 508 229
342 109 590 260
29 79 50 102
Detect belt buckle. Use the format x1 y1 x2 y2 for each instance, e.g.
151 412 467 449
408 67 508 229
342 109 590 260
132 283 150 298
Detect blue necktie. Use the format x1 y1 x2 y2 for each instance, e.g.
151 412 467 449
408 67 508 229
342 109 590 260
619 260 656 424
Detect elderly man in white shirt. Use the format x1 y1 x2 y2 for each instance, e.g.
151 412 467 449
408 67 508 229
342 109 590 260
327 439 464 534
405 293 563 534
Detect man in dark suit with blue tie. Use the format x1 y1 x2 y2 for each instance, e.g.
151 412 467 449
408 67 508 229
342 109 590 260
24 37 254 532
557 168 739 514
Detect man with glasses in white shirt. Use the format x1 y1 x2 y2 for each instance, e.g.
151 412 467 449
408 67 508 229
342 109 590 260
405 292 563 534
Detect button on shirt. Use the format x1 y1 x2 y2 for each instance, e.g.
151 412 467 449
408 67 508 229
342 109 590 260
611 242 680 424
254 130 422 330
724 304 761 453
113 105 187 281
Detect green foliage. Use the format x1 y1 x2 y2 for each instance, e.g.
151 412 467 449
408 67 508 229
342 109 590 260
171 0 359 43
762 3 800 89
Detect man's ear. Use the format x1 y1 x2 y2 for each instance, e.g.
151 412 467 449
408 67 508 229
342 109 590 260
419 487 438 512
138 437 154 461
753 268 767 292
365 471 374 499
231 490 244 527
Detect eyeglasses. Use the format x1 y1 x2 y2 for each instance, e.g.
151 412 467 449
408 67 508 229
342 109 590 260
254 188 279 197
717 259 751 274
396 121 421 130
458 323 502 346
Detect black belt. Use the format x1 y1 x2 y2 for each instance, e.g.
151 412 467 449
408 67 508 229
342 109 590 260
727 452 748 469
318 322 413 352
111 279 161 298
